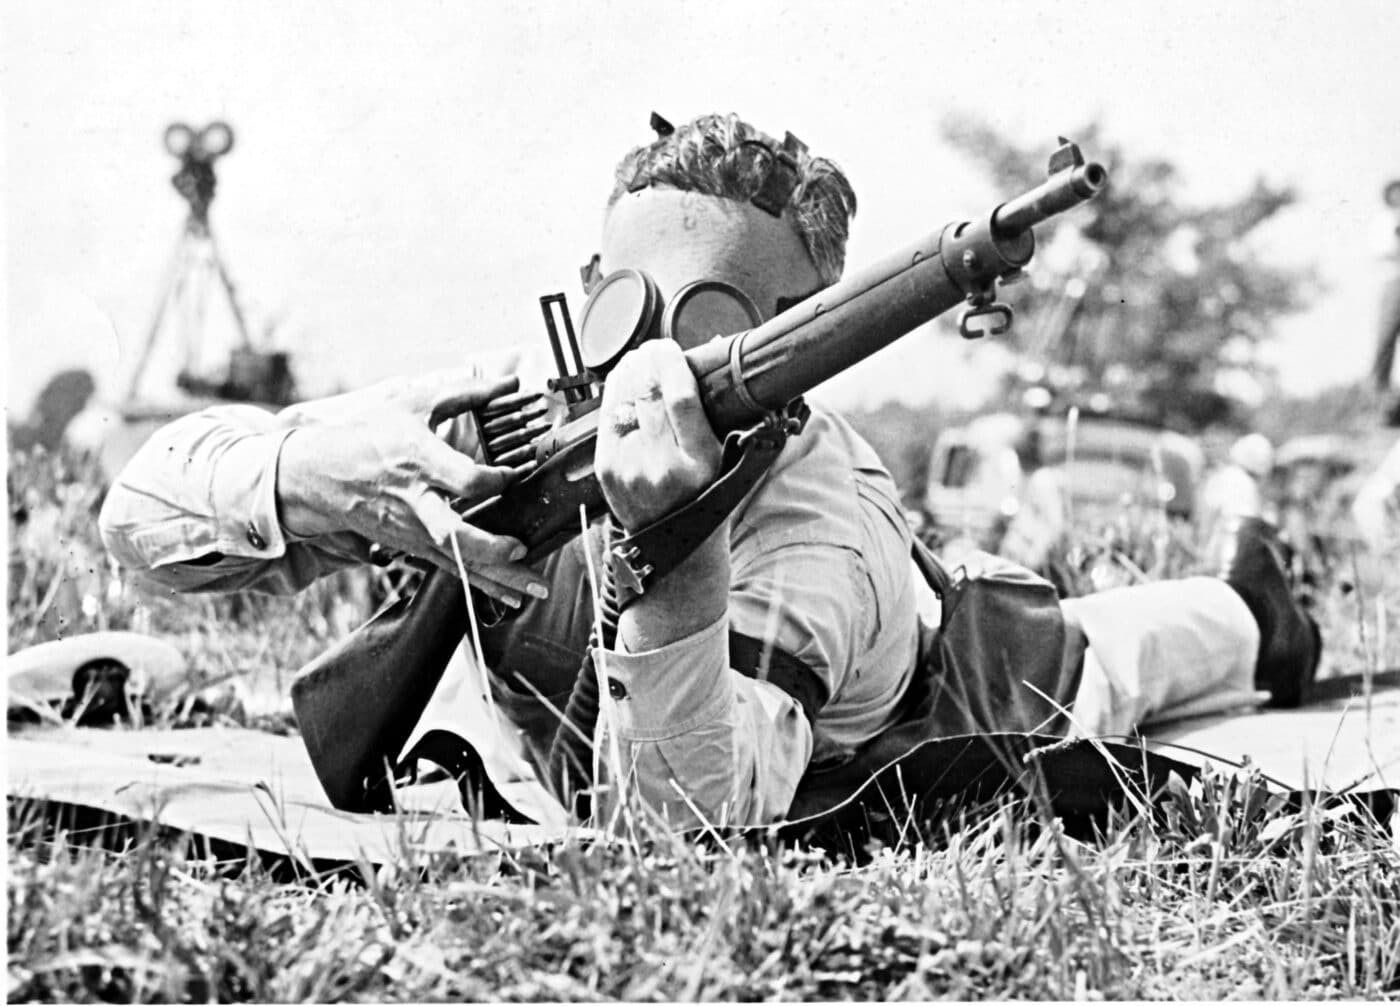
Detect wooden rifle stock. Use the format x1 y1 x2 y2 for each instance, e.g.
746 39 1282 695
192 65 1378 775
291 143 1108 812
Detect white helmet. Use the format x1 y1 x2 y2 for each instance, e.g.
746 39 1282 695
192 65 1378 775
1229 433 1274 478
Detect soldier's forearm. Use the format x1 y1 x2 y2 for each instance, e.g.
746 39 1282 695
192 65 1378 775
617 527 730 654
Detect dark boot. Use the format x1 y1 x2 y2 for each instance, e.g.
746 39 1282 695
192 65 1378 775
1209 516 1321 708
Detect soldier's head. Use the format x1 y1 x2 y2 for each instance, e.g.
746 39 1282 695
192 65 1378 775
595 113 856 347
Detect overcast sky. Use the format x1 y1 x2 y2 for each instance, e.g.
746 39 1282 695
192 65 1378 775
4 0 1399 417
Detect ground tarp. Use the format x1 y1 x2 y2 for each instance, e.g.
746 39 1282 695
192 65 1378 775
6 724 580 866
8 681 1398 866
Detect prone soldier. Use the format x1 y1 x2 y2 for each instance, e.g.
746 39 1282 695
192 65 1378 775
100 112 1321 831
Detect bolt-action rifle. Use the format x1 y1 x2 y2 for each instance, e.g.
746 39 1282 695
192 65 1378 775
290 138 1109 813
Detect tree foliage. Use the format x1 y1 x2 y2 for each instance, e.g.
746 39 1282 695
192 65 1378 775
941 117 1316 430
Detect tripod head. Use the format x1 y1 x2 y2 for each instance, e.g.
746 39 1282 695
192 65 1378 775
164 121 234 225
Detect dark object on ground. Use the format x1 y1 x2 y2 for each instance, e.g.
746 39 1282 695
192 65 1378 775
176 348 297 406
1210 516 1320 708
9 368 97 453
773 731 1395 859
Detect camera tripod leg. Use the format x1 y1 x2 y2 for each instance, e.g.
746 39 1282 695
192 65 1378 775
125 226 191 402
207 231 252 349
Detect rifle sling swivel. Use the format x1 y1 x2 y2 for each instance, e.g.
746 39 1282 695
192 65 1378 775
607 400 809 608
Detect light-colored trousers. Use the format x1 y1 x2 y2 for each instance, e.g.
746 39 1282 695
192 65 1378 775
1065 576 1262 736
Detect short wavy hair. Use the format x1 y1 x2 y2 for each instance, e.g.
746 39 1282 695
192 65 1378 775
608 113 857 287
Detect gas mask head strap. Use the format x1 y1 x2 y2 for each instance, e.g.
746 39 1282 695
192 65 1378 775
748 131 807 218
626 111 808 218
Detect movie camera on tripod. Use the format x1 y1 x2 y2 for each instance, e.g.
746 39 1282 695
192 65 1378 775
125 120 297 409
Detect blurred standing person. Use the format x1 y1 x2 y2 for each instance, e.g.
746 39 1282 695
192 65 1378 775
1349 177 1400 584
1369 180 1400 396
1000 465 1066 572
1198 433 1276 536
1334 176 1400 597
1351 436 1400 555
1344 435 1400 601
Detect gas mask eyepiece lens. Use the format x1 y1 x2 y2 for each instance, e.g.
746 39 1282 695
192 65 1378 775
576 268 663 376
661 280 762 347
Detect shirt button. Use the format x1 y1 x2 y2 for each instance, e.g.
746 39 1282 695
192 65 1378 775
246 523 267 550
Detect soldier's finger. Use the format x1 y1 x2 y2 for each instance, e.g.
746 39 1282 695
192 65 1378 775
418 435 518 501
464 570 525 609
462 560 549 603
430 372 520 426
652 340 716 447
601 346 656 401
417 552 523 608
634 382 670 440
398 369 518 423
440 525 550 596
412 489 530 567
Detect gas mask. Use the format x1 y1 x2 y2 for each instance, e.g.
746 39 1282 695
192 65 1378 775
471 268 769 469
473 110 810 465
575 268 764 376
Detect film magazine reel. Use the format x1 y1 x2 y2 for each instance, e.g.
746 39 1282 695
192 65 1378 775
470 269 766 468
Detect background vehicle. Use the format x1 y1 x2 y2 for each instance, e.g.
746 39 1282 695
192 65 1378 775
921 413 1028 552
921 408 1204 569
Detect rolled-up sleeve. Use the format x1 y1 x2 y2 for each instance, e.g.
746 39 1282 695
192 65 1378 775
526 405 916 831
590 519 890 831
99 405 370 594
598 613 813 830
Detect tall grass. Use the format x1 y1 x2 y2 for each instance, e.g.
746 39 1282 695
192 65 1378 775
8 443 1400 1001
10 771 1399 1000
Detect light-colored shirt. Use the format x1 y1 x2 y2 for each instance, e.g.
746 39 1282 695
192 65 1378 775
1352 436 1400 554
99 399 922 828
1196 464 1269 533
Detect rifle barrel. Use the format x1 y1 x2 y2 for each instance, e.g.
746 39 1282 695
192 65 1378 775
992 162 1107 238
690 159 1108 433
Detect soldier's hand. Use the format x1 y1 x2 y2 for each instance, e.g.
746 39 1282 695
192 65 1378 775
276 369 548 607
596 341 722 531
